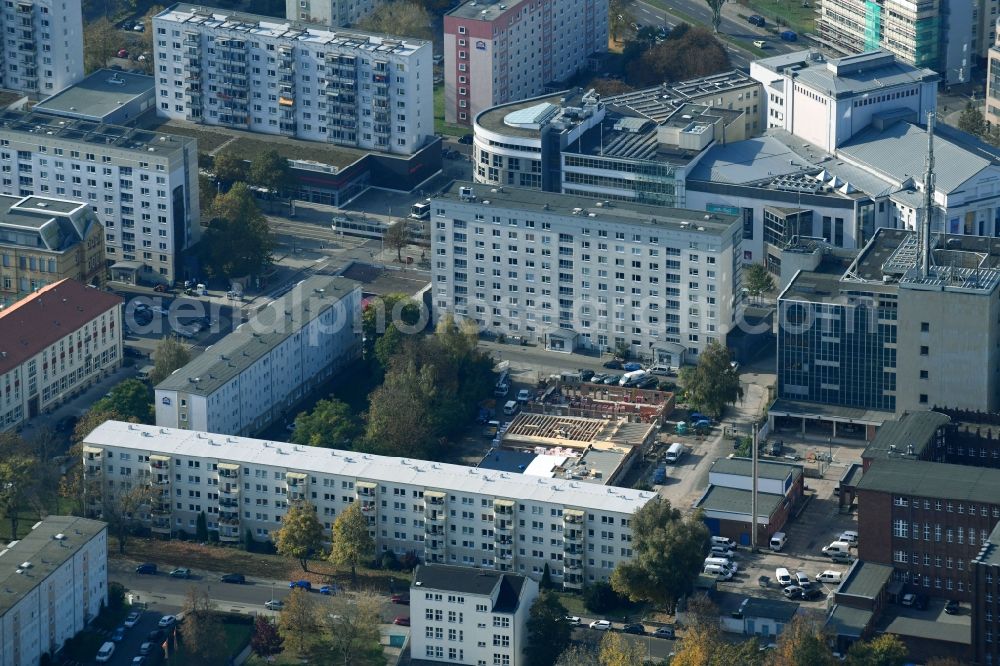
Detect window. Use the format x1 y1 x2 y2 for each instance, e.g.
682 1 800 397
920 346 929 356
920 322 929 332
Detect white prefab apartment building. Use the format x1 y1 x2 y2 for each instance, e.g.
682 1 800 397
0 516 108 666
0 279 122 431
0 112 200 285
153 4 433 155
0 0 84 97
285 0 379 26
430 182 743 366
81 420 655 587
411 564 538 666
155 276 362 436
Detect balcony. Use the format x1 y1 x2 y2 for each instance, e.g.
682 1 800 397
425 540 446 552
563 574 584 590
218 497 239 509
494 500 514 515
426 525 445 537
218 463 241 479
564 528 583 543
357 482 377 497
150 500 171 516
220 484 240 496
563 509 584 524
219 527 241 542
494 520 513 534
495 550 513 561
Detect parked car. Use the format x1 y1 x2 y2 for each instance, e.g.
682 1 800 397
649 364 674 376
117 48 129 58
319 585 334 595
622 362 643 372
753 39 768 48
815 570 843 584
775 567 792 586
636 376 659 389
839 530 859 546
564 616 581 626
95 642 116 663
901 593 917 607
589 620 612 631
747 14 766 26
799 587 824 600
158 615 176 628
112 626 126 642
516 389 531 403
590 373 608 383
264 599 284 610
220 573 246 584
138 642 153 656
578 369 595 381
780 30 797 41
603 359 623 369
782 585 804 599
393 616 411 626
945 600 961 615
169 568 191 578
391 593 410 605
653 625 676 639
603 375 621 385
623 623 645 635
132 657 147 666
124 611 142 628
290 580 312 591
135 563 157 575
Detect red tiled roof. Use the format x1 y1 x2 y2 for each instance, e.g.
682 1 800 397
0 279 122 376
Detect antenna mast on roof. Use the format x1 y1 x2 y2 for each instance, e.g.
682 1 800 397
921 112 935 278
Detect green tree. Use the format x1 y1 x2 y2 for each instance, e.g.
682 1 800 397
363 363 436 457
149 336 191 386
92 378 153 423
358 1 433 40
383 220 409 262
610 499 709 611
627 27 730 87
524 590 572 666
279 588 316 656
212 151 248 185
329 502 374 584
274 501 324 571
83 18 118 73
200 183 274 278
251 615 284 660
555 644 601 666
195 511 208 541
178 588 228 666
291 399 360 449
704 0 726 32
103 482 154 554
583 581 626 614
958 102 987 138
845 634 908 666
599 631 646 666
679 340 741 420
324 590 384 666
540 563 554 590
248 150 295 197
0 453 39 538
361 293 423 360
744 263 775 305
770 617 836 666
671 624 763 666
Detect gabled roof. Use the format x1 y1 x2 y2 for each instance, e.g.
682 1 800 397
863 411 950 460
413 564 527 613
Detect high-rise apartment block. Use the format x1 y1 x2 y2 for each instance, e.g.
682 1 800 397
443 0 608 125
0 112 200 285
816 0 972 84
0 0 84 97
285 0 379 26
81 420 655 587
153 4 433 155
430 182 743 365
987 21 1000 129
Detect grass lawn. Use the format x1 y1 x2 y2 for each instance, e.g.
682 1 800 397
740 0 816 35
143 122 233 154
110 537 412 592
167 619 252 666
434 84 470 137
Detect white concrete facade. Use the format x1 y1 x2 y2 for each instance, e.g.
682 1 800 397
81 420 655 586
444 0 608 125
410 565 538 666
0 0 84 97
285 0 379 26
0 113 201 285
155 276 362 436
430 182 743 364
0 517 108 666
154 4 433 155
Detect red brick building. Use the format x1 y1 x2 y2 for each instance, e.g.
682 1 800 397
972 523 1000 665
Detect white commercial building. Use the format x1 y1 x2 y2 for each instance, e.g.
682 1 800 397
285 0 379 26
153 4 433 155
0 279 122 431
430 182 743 366
750 49 938 153
443 0 608 125
0 516 108 666
81 420 655 587
155 275 362 436
411 564 538 666
0 0 84 97
0 111 201 286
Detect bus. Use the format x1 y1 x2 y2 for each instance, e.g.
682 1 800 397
331 216 387 239
410 201 431 220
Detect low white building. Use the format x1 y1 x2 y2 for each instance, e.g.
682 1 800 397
430 181 743 366
81 420 656 587
153 4 433 155
0 516 108 666
155 275 362 436
0 279 122 431
410 564 538 666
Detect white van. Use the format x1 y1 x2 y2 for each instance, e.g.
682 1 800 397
664 442 685 463
704 557 738 573
95 642 116 663
769 532 787 552
703 564 732 580
619 369 649 386
816 570 843 584
711 536 736 549
822 540 851 557
503 400 519 416
775 567 792 586
710 544 734 557
137 364 155 381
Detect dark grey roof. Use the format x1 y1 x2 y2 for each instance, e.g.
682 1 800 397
35 69 154 121
863 411 950 460
839 121 992 194
836 561 892 600
695 485 786 518
156 276 359 396
710 457 803 482
856 458 1000 503
739 596 800 622
767 399 893 425
413 564 527 613
0 516 107 616
881 615 970 644
826 604 873 637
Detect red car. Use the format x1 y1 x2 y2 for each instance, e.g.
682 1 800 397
117 48 128 58
390 594 409 605
393 616 410 626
